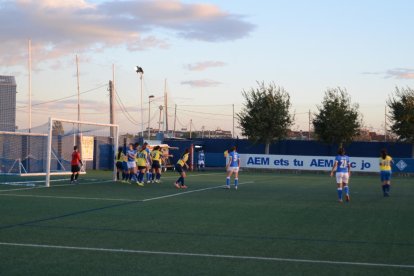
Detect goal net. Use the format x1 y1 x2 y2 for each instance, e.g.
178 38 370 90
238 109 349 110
0 118 119 187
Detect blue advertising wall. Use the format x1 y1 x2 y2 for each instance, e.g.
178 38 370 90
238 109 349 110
164 138 414 172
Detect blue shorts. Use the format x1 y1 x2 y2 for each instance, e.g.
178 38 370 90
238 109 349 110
175 164 184 173
122 162 128 171
380 170 392 182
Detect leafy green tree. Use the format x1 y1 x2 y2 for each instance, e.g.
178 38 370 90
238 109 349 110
237 82 293 154
313 87 361 146
387 86 414 156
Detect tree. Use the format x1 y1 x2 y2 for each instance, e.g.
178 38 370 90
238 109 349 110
52 121 64 136
237 82 293 154
313 87 361 146
387 87 414 156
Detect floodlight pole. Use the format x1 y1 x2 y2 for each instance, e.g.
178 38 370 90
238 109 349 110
135 66 144 138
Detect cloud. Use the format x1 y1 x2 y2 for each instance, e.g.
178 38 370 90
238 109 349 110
363 68 414 79
184 61 226 71
181 79 222 88
0 0 255 66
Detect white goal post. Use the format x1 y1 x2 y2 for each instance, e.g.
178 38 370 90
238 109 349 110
45 118 119 187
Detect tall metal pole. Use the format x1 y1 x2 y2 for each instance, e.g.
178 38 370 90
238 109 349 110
109 80 115 137
232 104 235 138
173 104 177 137
384 105 387 142
164 79 168 133
76 55 80 122
140 74 144 138
147 97 151 140
28 39 32 132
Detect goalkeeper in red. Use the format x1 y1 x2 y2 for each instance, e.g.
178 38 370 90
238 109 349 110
70 146 83 184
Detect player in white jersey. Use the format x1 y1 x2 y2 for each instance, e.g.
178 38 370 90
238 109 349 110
225 146 240 190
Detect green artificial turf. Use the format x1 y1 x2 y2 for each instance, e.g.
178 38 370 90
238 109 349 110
0 170 413 275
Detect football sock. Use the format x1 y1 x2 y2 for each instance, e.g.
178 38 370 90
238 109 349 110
75 174 79 180
176 177 182 184
181 177 185 186
226 177 230 186
386 184 391 193
156 173 161 180
122 172 126 180
125 173 129 180
117 172 120 180
337 188 343 200
70 174 74 181
235 178 238 186
138 172 143 182
152 173 155 181
344 185 349 195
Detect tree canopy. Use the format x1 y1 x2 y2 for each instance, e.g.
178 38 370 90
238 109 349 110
387 86 414 144
237 82 293 154
312 87 361 145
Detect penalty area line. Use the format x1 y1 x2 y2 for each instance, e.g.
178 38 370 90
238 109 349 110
142 181 254 202
0 242 413 269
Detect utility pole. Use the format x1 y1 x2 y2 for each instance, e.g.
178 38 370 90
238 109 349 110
28 39 32 132
308 109 311 140
189 119 192 139
109 80 115 138
158 105 163 132
173 104 177 137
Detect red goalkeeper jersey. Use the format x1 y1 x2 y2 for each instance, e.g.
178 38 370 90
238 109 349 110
71 151 81 166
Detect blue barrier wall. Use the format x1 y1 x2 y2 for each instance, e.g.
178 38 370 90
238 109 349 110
164 138 413 168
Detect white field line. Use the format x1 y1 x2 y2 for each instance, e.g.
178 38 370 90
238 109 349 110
0 173 223 194
0 180 112 193
142 181 254 202
0 181 254 202
0 242 412 269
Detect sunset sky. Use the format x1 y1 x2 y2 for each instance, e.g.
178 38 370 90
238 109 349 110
1 0 414 135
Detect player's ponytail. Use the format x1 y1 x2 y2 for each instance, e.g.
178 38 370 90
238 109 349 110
117 146 123 160
381 149 387 159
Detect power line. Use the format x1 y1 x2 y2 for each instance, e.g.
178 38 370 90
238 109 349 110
15 84 108 110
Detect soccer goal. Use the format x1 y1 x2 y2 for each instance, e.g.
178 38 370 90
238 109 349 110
0 118 119 187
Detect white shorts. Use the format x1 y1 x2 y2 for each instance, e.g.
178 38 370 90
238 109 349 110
336 172 349 184
198 160 205 166
127 161 136 169
227 167 239 173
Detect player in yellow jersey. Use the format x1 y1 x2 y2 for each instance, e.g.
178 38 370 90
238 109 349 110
174 148 189 189
379 148 393 197
135 144 148 186
115 146 127 182
150 146 163 183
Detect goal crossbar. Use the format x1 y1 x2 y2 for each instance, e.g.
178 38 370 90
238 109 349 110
45 118 119 187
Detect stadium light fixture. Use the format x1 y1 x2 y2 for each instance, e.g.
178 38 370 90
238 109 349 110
135 66 144 137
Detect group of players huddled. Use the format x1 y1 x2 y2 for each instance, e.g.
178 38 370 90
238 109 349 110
115 142 191 189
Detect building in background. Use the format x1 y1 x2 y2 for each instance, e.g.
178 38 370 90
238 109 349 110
0 76 17 132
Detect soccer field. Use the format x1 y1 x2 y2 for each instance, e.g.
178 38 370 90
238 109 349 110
0 171 413 275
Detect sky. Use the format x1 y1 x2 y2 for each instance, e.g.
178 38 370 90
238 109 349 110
1 0 414 136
